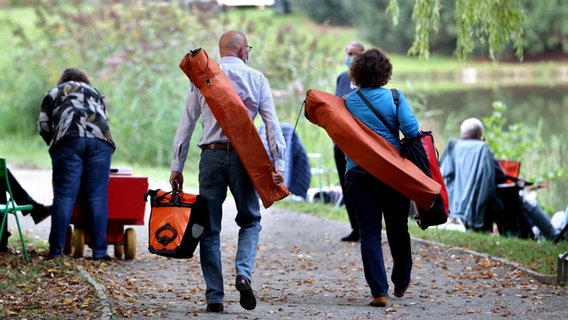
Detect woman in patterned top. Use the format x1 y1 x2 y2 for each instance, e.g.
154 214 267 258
38 67 115 260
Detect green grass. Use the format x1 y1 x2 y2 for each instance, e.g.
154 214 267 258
275 200 568 276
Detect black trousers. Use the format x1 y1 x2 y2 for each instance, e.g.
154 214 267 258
334 144 359 235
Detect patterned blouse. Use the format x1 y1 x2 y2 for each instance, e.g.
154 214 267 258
38 81 115 151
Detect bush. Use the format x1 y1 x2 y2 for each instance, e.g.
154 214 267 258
3 1 341 171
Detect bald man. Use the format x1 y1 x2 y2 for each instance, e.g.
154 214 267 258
170 30 286 312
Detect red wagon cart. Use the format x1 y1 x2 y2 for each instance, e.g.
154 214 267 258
65 169 149 260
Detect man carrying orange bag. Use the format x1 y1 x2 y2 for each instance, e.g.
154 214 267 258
170 30 286 313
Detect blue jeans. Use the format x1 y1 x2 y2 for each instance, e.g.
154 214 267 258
198 148 261 304
49 137 112 258
521 198 559 240
345 166 412 298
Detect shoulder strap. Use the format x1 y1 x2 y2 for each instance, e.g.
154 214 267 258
355 89 398 137
391 88 401 130
391 88 399 109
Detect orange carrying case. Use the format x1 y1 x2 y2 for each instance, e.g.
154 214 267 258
304 89 441 211
179 48 289 208
145 188 209 259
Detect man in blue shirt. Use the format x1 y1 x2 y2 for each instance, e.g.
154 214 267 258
170 30 286 313
334 41 364 242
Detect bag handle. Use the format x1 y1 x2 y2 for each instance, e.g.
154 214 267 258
355 89 403 138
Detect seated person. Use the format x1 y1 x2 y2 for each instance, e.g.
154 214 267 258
1 167 51 253
439 118 559 240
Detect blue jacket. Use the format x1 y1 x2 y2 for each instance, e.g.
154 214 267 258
335 71 355 99
440 139 497 228
344 87 419 173
259 123 311 199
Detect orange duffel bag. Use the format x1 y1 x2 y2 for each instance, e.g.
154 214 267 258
145 187 209 259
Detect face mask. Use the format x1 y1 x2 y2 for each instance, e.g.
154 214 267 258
344 57 353 68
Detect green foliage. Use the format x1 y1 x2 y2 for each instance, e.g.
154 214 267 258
293 0 526 60
483 101 564 187
0 57 49 136
288 0 352 26
518 0 568 55
3 1 341 169
483 101 540 161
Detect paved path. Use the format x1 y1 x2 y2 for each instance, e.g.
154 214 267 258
8 168 568 319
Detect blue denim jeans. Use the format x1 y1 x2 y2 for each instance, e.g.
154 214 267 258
521 198 559 240
198 148 261 304
49 137 112 258
345 166 412 298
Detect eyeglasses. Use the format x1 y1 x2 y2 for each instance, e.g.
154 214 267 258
244 45 253 52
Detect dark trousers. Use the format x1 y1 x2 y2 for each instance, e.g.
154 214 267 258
345 166 412 297
1 169 38 248
334 144 358 235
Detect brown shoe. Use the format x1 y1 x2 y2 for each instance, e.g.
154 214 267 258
235 275 256 310
206 303 224 313
370 296 387 307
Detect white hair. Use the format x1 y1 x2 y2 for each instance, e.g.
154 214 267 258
460 118 484 139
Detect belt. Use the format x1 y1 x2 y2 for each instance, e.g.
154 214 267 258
201 142 231 150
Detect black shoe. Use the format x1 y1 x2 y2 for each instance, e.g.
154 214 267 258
206 303 224 313
93 254 112 261
32 205 51 225
341 231 360 242
235 275 256 310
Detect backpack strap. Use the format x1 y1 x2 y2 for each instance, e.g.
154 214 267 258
355 89 400 138
391 88 400 108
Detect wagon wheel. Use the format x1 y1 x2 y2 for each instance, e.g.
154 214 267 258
124 228 137 260
63 226 73 255
72 227 85 258
114 243 124 259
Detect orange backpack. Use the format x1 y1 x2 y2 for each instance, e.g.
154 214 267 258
145 188 209 259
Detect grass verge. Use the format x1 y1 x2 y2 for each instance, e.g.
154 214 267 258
275 200 568 276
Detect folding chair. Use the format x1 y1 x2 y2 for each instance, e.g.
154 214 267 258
492 159 534 238
0 158 32 263
498 160 521 184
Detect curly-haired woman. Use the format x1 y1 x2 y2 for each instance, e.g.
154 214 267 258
343 48 419 307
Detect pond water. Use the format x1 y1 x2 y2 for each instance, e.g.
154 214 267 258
421 84 568 212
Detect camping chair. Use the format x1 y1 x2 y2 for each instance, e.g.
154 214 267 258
493 160 534 238
0 158 32 263
498 160 521 184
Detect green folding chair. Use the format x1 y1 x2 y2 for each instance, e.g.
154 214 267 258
0 158 32 263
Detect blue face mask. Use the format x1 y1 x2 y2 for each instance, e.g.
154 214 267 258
345 57 353 68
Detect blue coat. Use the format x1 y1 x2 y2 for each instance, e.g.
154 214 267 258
440 139 497 229
259 123 311 199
